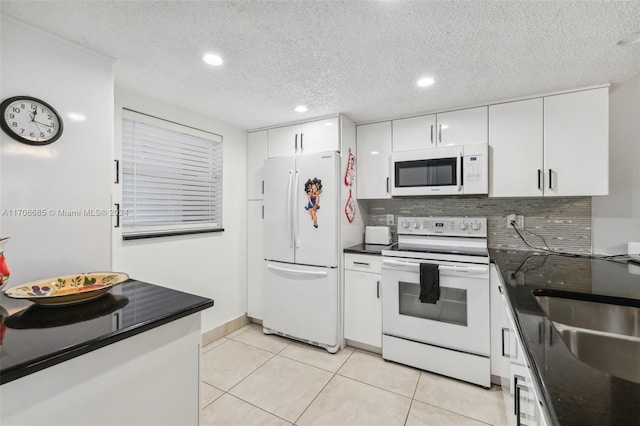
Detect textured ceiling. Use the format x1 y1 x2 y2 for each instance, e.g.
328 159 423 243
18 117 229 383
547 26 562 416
2 1 640 130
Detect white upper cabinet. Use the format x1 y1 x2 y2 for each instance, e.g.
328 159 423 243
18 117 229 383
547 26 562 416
543 88 609 196
267 117 339 157
436 106 488 147
392 114 436 151
299 117 340 154
356 121 392 199
247 130 268 200
391 107 487 152
489 99 544 197
489 87 609 198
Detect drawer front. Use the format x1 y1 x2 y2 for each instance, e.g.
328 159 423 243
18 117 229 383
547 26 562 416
344 254 383 274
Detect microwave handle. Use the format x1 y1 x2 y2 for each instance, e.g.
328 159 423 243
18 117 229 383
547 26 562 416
456 153 462 192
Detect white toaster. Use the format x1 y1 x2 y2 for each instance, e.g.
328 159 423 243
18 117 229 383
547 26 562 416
365 226 392 245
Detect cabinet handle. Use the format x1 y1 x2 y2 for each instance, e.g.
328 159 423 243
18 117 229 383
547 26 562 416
353 261 370 266
548 169 552 190
438 124 442 143
501 327 509 357
295 134 298 152
537 169 542 190
515 382 522 425
261 205 264 219
430 125 434 144
377 280 380 298
262 180 264 195
114 159 120 184
300 133 304 151
114 203 120 228
386 177 390 193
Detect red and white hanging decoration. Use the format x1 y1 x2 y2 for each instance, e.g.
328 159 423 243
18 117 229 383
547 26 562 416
343 148 356 223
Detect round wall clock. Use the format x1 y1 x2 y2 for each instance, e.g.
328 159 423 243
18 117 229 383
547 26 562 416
1 96 63 145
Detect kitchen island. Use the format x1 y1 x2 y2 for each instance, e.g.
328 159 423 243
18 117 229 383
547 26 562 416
491 249 640 426
0 279 213 426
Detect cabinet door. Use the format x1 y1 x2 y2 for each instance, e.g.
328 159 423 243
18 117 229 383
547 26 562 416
544 87 609 196
437 106 488 146
267 125 298 158
299 117 340 154
490 265 510 381
247 200 265 319
344 269 382 348
489 99 543 197
356 121 392 199
392 114 436 152
248 130 268 199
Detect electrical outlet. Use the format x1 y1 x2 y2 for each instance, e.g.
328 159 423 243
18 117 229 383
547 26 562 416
506 213 516 227
386 214 395 225
515 215 525 228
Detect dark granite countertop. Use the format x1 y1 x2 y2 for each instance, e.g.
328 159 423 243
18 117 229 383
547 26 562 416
0 279 213 385
490 249 640 426
344 243 394 255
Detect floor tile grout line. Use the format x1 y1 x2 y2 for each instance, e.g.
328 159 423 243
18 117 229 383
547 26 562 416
414 399 497 426
276 347 354 374
403 399 415 426
334 371 418 400
292 347 357 425
217 391 295 425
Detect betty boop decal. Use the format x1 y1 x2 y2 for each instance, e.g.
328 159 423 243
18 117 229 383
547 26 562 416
304 178 322 229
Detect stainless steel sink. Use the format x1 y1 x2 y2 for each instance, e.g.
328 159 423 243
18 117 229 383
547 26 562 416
534 290 640 384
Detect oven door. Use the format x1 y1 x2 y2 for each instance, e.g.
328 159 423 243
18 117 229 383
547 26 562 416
381 258 490 356
390 147 462 196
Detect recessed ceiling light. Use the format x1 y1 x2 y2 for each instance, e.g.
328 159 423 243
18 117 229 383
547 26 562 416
295 105 308 113
617 31 640 46
417 77 435 87
203 53 223 66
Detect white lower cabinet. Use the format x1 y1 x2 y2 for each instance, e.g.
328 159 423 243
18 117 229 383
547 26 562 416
493 268 550 426
343 253 382 349
247 200 265 320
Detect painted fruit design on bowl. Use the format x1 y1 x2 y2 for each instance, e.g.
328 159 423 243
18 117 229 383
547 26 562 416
4 272 129 306
0 237 10 291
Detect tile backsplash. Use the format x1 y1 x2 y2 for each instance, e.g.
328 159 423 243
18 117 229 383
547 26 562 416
364 196 592 254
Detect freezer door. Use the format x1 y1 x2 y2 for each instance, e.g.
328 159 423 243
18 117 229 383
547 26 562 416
294 152 339 267
263 156 296 263
263 261 338 348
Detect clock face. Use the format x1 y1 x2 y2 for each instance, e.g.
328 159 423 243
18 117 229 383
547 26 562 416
1 96 63 145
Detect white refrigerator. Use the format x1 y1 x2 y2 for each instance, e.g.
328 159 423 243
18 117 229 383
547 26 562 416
263 151 340 353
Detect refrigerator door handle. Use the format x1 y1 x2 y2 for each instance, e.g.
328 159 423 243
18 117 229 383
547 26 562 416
287 170 294 248
294 169 300 248
266 263 328 277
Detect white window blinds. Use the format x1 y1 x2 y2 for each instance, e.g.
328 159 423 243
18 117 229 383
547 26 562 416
121 109 223 239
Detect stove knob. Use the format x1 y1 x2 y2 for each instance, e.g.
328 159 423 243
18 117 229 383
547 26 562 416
471 222 482 231
402 220 410 229
413 221 420 229
459 222 469 230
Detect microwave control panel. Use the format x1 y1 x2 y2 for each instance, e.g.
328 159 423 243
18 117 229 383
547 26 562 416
397 216 487 238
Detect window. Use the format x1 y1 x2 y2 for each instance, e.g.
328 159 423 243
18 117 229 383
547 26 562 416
121 109 223 239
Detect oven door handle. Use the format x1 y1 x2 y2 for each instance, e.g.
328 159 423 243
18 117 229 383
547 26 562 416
382 259 420 269
438 265 487 276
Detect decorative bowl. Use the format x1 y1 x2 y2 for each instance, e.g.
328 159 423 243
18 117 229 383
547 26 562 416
4 272 129 306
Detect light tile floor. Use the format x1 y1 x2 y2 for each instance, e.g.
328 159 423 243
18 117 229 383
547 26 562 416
200 323 508 426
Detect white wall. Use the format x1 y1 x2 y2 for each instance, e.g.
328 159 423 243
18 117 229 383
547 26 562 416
592 73 640 254
0 17 113 285
112 88 248 333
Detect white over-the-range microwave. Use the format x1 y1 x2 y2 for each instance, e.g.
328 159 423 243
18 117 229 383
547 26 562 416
390 144 488 196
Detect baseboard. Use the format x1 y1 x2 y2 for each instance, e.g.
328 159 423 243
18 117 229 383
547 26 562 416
201 314 250 346
345 339 382 354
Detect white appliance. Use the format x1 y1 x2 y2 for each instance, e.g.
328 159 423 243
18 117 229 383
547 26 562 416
381 216 491 387
365 226 392 245
390 144 488 196
262 151 340 353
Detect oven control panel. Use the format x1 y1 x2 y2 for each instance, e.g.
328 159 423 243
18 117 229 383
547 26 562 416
397 216 487 237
